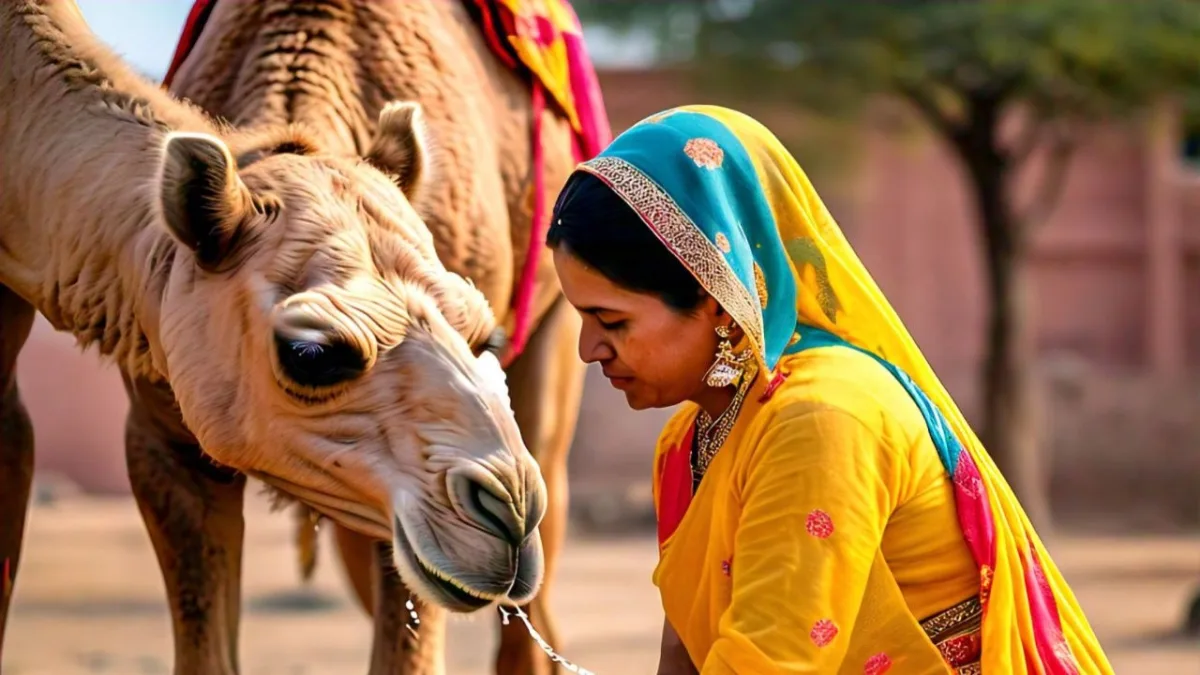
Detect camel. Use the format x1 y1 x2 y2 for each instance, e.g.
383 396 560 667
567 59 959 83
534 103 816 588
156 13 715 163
0 1 552 672
163 1 600 673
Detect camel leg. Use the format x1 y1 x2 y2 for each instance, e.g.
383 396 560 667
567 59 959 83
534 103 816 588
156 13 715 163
124 376 246 675
0 286 36 661
367 540 448 675
495 295 586 675
334 523 376 617
332 524 447 674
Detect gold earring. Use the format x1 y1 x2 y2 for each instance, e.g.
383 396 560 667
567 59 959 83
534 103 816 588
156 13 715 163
704 325 752 388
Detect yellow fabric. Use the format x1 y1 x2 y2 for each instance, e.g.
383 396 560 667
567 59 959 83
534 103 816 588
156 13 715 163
653 347 977 673
642 105 1111 673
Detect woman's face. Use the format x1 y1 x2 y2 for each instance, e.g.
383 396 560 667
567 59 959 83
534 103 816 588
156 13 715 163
554 248 723 410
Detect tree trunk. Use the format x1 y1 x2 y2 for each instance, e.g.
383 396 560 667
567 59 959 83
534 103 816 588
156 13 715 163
968 151 1054 535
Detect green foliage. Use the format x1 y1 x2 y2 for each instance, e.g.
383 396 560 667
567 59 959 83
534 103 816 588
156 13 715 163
576 0 1200 130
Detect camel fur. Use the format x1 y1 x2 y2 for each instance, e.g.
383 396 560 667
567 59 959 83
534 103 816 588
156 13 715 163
0 2 554 672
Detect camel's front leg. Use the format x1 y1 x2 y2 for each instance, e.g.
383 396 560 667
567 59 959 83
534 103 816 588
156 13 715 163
366 539 447 675
497 296 586 675
0 286 36 660
124 376 246 675
332 524 449 674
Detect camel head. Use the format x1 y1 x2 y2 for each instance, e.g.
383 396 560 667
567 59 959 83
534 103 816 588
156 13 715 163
151 101 545 612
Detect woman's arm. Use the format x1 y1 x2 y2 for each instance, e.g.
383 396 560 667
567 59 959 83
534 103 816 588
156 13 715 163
702 406 897 674
658 618 699 675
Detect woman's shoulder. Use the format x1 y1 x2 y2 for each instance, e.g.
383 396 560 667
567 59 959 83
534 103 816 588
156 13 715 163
755 345 930 449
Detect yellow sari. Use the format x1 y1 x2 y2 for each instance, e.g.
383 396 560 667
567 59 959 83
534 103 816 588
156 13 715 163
573 105 1112 674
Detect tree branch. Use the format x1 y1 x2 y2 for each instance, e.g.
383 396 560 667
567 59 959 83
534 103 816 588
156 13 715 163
1016 127 1078 229
896 81 965 140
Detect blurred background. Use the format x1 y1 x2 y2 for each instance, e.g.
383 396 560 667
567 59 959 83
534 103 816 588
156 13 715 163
7 1 1199 673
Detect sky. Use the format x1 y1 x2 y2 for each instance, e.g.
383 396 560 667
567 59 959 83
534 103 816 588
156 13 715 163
74 0 654 80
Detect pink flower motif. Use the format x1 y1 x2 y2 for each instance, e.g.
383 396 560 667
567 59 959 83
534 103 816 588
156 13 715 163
809 619 839 647
684 138 724 169
863 652 892 675
721 559 732 577
805 509 834 539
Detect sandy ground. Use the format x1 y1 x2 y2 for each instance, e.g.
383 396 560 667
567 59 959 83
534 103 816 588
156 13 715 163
4 488 1199 675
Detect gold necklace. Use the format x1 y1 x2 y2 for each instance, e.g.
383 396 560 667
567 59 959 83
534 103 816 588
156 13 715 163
692 359 759 485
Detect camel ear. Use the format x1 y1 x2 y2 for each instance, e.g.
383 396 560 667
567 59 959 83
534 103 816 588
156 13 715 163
158 132 255 270
366 101 429 203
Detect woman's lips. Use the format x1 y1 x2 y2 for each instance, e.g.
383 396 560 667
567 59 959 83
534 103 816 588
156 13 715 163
603 371 635 389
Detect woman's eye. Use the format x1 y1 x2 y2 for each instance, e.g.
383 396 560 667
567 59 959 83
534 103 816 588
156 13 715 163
276 336 366 388
597 318 626 331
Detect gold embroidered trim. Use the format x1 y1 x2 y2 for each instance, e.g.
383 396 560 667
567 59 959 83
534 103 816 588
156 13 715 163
919 596 982 642
753 262 768 309
920 596 983 671
577 156 766 364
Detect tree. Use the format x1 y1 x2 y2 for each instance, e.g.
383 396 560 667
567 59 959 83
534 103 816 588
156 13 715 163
577 0 1200 530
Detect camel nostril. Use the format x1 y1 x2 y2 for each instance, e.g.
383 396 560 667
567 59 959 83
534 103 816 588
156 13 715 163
464 478 523 546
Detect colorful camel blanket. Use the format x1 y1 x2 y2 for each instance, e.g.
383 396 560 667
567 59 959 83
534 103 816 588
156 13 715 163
163 0 612 364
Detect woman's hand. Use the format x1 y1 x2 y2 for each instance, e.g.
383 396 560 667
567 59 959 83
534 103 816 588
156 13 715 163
657 618 698 675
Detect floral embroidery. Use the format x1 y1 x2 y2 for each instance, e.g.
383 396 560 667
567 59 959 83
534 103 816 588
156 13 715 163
863 653 892 675
578 157 765 362
715 232 732 253
684 137 724 169
784 237 841 323
937 632 983 667
806 509 834 539
979 565 994 606
721 559 732 576
809 619 839 647
753 262 768 309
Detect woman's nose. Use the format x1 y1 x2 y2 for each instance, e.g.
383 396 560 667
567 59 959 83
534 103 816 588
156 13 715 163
578 325 614 363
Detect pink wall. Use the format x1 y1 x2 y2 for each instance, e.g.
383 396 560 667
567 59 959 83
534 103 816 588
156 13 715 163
18 317 129 493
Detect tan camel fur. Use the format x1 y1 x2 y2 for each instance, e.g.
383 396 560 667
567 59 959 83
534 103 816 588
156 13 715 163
0 2 554 672
166 1 588 673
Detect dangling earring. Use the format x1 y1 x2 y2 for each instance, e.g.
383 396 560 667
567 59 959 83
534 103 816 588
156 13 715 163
704 325 752 388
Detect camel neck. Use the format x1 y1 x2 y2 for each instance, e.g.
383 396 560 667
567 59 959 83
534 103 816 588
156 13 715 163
0 1 212 380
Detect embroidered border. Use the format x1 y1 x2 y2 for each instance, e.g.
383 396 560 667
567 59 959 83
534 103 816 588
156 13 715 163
577 156 766 363
920 596 983 670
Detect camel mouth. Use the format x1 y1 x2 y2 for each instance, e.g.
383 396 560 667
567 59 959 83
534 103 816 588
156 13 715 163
390 515 498 612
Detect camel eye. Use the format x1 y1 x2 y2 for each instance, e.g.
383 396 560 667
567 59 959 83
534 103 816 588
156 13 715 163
275 335 366 388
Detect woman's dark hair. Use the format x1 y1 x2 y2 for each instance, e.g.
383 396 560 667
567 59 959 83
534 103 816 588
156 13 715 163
547 171 706 312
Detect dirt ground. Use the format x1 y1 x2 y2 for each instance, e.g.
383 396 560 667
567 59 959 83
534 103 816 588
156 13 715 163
5 488 1198 675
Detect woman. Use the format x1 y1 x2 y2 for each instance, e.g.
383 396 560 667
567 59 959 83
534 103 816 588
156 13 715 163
547 105 1112 674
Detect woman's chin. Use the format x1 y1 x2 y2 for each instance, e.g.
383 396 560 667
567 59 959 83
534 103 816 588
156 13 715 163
623 392 652 410
621 388 670 411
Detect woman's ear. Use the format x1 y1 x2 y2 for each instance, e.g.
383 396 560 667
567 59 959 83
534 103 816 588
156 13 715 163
700 295 725 322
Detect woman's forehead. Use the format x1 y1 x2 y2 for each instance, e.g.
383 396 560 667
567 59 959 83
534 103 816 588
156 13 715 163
553 249 653 312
